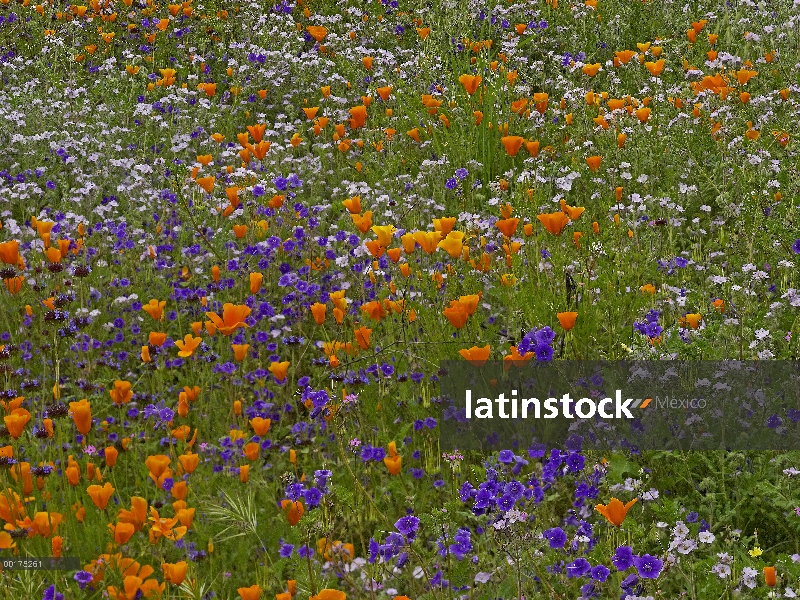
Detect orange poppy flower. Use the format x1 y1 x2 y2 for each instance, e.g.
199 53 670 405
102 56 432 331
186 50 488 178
645 59 664 77
4 409 30 439
232 344 250 361
680 313 702 329
615 49 636 64
249 417 271 436
503 346 535 370
249 272 263 294
147 331 167 348
495 218 520 237
349 105 367 129
350 211 373 233
268 361 290 383
557 312 578 331
0 240 20 265
310 302 327 325
438 232 464 258
4 276 23 294
109 380 133 405
413 230 442 254
196 176 215 194
458 74 482 95
237 585 262 600
595 497 637 527
104 446 118 467
205 303 251 335
175 334 202 358
537 212 570 235
500 135 524 157
443 305 468 329
354 326 372 350
163 561 188 586
582 63 601 76
458 345 490 367
384 452 402 475
585 155 602 171
281 500 304 526
306 25 326 41
109 521 135 544
342 196 361 214
360 300 386 321
764 566 777 587
310 590 346 600
142 299 166 320
69 399 92 435
87 482 115 510
432 217 456 235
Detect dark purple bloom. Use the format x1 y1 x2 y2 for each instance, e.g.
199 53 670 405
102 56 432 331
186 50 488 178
566 557 591 578
543 527 567 548
633 554 663 579
612 546 634 570
395 515 420 537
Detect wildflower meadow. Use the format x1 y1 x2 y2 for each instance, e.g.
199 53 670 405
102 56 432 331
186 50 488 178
2 0 800 598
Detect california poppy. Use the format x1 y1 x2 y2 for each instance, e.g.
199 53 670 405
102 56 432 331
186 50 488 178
109 380 133 405
680 313 702 329
310 302 327 325
0 240 20 265
306 25 326 41
557 312 578 331
4 409 30 439
142 299 166 321
281 500 304 526
458 74 482 95
500 136 524 157
537 212 570 236
595 497 637 527
349 105 367 129
163 561 188 586
438 231 464 258
764 566 777 587
232 344 249 361
495 218 520 238
645 59 664 77
268 361 290 383
458 345 491 367
585 155 602 171
235 586 263 600
175 334 202 358
205 304 251 335
249 417 271 436
109 521 135 544
383 449 402 475
354 326 372 350
246 272 263 294
413 231 442 254
310 590 346 600
87 482 115 510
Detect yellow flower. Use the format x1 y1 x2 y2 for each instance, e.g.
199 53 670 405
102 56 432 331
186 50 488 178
749 546 763 558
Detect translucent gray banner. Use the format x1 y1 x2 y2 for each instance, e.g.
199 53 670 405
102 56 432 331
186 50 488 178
438 361 800 452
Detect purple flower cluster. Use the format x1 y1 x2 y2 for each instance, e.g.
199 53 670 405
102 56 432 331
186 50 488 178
517 326 556 361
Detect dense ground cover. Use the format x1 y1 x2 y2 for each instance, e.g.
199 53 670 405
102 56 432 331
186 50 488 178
1 0 800 597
